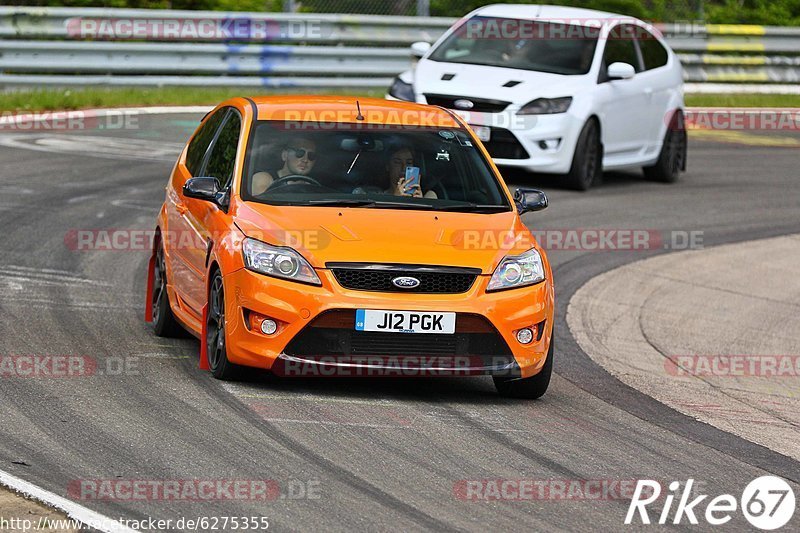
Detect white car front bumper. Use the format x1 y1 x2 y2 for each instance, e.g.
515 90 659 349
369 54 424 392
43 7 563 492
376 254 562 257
464 111 586 175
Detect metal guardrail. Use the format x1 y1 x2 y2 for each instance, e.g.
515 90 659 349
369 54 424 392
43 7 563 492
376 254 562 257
0 7 451 45
0 73 393 89
0 41 410 76
1 7 799 89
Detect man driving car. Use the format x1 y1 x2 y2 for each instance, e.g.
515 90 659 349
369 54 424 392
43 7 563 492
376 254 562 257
252 137 317 195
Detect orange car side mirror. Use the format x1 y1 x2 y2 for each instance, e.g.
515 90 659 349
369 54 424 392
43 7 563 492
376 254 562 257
183 177 228 210
514 188 548 214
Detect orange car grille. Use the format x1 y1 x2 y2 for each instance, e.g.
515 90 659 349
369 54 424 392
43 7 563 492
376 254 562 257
329 265 479 294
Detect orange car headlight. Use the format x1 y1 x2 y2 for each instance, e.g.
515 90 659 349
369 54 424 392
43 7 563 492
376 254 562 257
487 248 545 292
242 237 321 286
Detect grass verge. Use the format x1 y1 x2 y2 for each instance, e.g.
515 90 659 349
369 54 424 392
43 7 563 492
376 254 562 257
1 88 799 113
0 87 381 113
685 93 800 108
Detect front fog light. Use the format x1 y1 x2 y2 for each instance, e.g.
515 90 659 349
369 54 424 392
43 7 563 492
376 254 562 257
516 328 533 344
248 310 279 335
538 138 561 150
261 319 278 335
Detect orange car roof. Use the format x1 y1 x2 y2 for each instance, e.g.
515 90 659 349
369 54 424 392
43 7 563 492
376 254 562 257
245 96 464 128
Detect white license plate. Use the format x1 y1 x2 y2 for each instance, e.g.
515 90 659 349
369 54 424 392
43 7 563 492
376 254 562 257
355 310 456 334
470 125 491 142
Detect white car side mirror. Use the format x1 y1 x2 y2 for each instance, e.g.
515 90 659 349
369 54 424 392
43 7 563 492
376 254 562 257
607 62 636 80
410 41 432 59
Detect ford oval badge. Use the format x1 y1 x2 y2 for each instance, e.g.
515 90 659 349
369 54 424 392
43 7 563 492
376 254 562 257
392 276 421 289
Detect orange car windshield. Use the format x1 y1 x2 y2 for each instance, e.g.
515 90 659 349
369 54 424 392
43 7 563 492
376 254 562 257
242 121 511 213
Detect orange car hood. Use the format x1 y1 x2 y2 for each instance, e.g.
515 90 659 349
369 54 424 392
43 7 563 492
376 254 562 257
233 201 535 274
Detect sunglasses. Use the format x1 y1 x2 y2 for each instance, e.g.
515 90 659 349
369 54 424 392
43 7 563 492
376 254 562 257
287 147 316 161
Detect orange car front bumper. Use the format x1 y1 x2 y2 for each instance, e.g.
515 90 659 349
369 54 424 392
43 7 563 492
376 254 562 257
222 266 553 379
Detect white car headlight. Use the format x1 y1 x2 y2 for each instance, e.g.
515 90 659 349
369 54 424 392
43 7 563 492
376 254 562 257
388 76 415 102
487 248 545 292
517 97 573 115
242 237 321 286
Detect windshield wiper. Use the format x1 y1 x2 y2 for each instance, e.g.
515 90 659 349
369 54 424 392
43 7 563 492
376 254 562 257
304 199 433 210
436 203 510 213
305 199 378 207
368 201 434 210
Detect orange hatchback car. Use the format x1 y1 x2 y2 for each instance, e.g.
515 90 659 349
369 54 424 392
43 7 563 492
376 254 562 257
146 96 554 398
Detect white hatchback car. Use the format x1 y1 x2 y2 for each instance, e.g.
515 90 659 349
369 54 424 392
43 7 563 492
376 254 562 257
388 4 687 190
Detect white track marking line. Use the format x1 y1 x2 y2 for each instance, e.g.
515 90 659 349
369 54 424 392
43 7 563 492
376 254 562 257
0 273 111 286
3 265 94 277
131 352 190 359
0 298 137 310
0 468 139 533
110 199 162 211
0 135 181 162
67 193 99 204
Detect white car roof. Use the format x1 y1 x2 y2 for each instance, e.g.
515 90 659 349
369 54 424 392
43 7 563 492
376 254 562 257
474 3 640 26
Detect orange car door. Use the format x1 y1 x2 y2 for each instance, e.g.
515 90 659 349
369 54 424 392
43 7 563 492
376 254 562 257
182 108 244 313
167 108 228 317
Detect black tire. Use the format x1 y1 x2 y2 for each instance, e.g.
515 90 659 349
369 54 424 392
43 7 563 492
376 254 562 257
206 270 242 380
493 337 553 399
151 243 184 337
644 110 687 183
565 119 602 191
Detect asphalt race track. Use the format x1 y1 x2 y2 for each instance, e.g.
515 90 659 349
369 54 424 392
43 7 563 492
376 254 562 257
1 113 798 531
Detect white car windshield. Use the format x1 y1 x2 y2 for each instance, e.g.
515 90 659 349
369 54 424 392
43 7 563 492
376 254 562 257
242 121 512 213
429 16 599 75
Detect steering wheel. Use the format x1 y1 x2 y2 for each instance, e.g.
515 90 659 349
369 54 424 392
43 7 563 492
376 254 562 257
266 175 322 191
